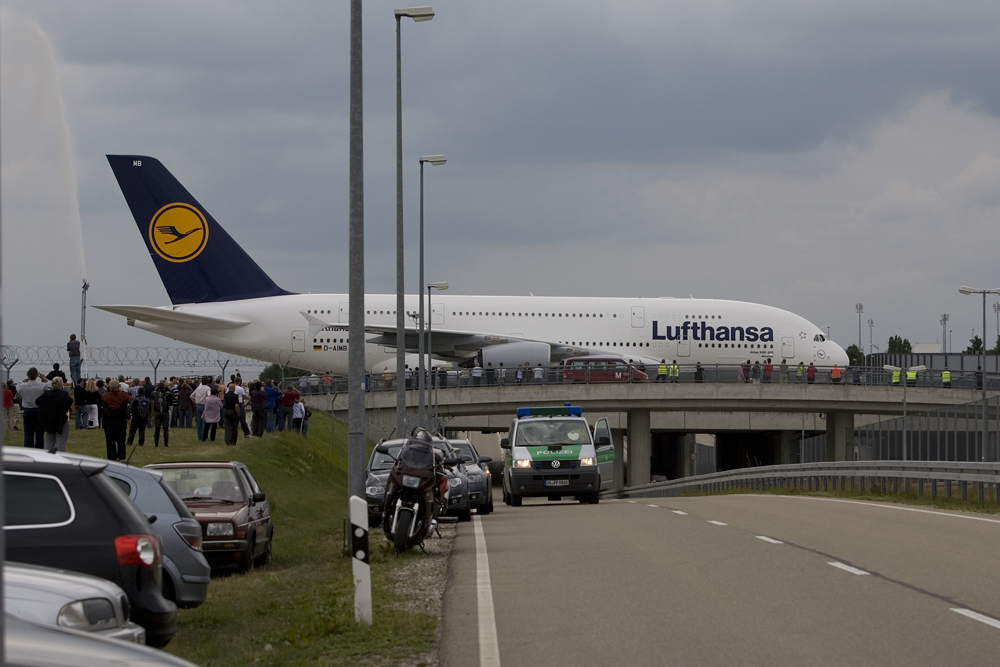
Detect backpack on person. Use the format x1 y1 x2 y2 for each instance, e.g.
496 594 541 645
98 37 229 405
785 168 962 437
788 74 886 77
154 391 169 415
136 395 151 420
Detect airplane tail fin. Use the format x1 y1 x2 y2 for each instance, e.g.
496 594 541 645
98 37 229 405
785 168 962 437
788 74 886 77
106 155 293 304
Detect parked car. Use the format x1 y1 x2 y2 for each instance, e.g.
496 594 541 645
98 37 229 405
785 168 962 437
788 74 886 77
146 461 273 573
448 439 493 515
366 437 471 525
61 454 211 608
3 447 178 647
5 562 146 644
5 614 199 667
562 356 648 383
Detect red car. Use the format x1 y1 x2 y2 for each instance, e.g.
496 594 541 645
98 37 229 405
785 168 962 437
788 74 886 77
562 356 648 383
145 461 273 573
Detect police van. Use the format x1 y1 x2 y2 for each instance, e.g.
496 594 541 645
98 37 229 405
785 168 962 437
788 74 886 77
500 404 615 506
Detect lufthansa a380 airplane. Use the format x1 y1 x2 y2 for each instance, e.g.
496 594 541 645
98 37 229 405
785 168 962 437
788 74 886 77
98 155 849 373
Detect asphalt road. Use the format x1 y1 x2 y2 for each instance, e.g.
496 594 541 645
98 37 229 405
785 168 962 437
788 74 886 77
440 493 1000 666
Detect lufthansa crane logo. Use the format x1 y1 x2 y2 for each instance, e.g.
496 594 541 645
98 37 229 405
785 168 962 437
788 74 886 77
148 203 209 263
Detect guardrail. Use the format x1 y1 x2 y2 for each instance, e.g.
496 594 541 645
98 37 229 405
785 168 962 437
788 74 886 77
606 461 1000 504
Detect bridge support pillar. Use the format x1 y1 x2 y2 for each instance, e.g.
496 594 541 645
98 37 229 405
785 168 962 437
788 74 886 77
611 428 626 491
627 409 651 487
779 431 797 464
826 411 855 462
682 434 697 478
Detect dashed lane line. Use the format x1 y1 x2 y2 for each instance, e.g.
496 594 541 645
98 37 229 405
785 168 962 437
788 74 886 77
473 516 501 667
672 510 688 515
828 562 870 576
648 504 659 508
707 520 727 526
950 608 1000 630
755 535 784 544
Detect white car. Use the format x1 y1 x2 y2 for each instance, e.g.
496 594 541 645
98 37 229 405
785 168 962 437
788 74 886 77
4 562 147 644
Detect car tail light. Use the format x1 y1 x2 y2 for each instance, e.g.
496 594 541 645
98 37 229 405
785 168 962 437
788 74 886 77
173 519 203 552
115 534 160 568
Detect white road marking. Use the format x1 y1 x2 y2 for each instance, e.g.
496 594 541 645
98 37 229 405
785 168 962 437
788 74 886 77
648 504 659 508
828 562 869 576
672 510 688 515
473 516 501 667
755 535 783 544
627 500 637 504
707 520 727 526
767 494 1000 524
951 608 1000 630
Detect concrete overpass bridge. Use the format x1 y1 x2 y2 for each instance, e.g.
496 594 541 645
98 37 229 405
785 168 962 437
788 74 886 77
315 382 998 486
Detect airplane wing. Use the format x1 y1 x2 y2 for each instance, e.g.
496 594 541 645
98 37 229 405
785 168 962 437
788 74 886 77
95 305 251 330
363 324 589 361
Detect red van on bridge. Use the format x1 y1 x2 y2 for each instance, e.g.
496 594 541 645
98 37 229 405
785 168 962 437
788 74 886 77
562 357 648 383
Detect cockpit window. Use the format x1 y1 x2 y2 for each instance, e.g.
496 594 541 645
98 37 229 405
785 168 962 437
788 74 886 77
814 334 826 342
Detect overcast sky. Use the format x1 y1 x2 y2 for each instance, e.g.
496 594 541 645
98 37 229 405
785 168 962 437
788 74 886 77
2 0 999 363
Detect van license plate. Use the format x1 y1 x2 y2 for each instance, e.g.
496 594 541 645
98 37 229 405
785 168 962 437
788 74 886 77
545 479 569 487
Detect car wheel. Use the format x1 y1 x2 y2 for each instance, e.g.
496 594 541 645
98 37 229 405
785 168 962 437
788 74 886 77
458 506 472 522
241 534 256 573
488 494 494 513
162 572 176 603
255 529 273 566
510 492 522 507
502 485 510 505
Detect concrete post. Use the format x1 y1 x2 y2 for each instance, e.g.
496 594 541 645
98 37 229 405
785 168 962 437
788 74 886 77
683 434 697 478
611 428 626 491
825 411 855 462
627 409 651 488
779 430 797 465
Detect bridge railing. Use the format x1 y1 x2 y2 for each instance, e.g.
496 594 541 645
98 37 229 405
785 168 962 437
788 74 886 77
287 364 1000 394
607 460 1000 504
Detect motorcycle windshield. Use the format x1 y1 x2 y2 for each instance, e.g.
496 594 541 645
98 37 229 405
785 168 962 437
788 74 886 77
398 441 435 470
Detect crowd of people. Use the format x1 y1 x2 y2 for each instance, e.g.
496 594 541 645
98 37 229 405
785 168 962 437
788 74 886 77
4 363 312 462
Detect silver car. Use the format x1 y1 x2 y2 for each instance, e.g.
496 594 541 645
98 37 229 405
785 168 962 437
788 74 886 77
60 454 211 608
5 613 199 667
5 562 146 643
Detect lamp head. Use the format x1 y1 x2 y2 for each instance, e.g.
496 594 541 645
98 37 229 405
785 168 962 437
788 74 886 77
427 282 448 291
883 365 901 372
910 365 927 373
419 154 447 166
958 286 977 295
395 6 435 21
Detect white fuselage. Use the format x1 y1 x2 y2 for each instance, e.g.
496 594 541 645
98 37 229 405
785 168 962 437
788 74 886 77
125 293 849 373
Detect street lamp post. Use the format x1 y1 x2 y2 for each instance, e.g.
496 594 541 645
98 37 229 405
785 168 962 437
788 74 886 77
855 303 863 357
426 282 448 431
867 318 874 356
959 286 1000 461
884 364 926 461
417 155 446 426
394 6 435 438
940 314 948 355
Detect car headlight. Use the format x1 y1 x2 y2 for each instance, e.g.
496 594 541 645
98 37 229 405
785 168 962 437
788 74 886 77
58 599 118 631
402 474 421 488
579 457 597 467
448 476 463 488
366 485 385 496
206 522 235 537
513 459 531 468
467 473 483 482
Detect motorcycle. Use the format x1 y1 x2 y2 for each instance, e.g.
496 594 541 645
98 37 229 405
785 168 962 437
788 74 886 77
378 434 459 554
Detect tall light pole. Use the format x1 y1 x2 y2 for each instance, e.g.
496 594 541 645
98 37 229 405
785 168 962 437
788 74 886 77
940 314 948 354
959 286 1000 461
884 364 926 462
394 6 435 438
994 301 1000 349
867 318 874 356
855 303 863 357
418 155 446 425
427 282 448 431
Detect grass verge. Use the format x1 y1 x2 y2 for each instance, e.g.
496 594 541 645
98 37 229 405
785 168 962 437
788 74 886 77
679 484 1000 514
47 413 442 666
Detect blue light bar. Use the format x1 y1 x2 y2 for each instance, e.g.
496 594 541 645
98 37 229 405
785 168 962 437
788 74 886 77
517 405 583 417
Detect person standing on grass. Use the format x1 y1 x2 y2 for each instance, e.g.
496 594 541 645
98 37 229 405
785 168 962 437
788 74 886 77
3 381 19 431
17 368 49 449
250 381 266 437
223 383 241 446
191 376 212 439
127 386 150 448
264 380 281 432
151 382 173 447
281 384 300 431
83 379 100 429
201 387 223 442
177 381 193 428
37 377 74 453
102 380 131 461
292 397 306 433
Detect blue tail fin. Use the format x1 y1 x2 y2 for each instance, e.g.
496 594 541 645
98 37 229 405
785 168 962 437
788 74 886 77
107 155 293 305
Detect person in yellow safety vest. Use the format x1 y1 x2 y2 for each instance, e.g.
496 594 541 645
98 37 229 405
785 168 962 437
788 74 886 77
942 368 951 388
669 361 679 383
830 365 842 383
891 369 901 385
906 368 917 386
796 362 806 383
656 359 668 383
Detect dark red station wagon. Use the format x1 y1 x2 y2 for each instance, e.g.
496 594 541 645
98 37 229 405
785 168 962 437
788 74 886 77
145 461 273 573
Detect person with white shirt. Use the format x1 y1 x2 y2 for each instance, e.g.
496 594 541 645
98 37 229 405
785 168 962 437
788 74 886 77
190 376 213 440
16 368 49 448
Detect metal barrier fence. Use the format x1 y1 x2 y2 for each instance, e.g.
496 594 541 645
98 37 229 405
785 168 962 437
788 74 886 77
609 460 1000 504
799 394 1000 464
287 363 1000 394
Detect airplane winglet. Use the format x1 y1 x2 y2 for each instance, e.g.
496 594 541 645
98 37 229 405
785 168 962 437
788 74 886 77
95 305 250 330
